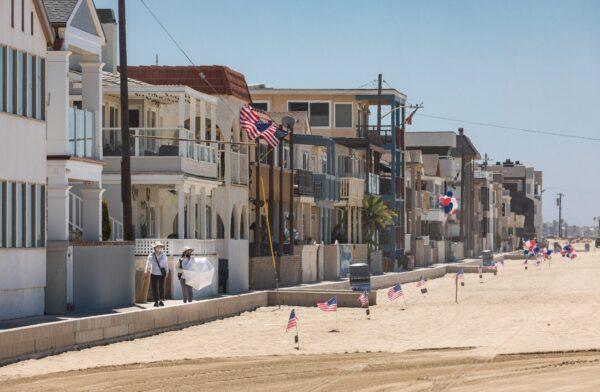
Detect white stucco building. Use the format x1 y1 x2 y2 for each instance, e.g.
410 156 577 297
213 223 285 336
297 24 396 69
0 0 53 320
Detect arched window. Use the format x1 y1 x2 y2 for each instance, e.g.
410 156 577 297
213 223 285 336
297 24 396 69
240 206 247 239
230 206 237 239
216 214 225 239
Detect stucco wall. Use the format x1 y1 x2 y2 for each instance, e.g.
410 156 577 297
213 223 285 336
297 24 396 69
323 244 339 280
71 243 135 312
300 244 319 283
0 248 46 320
250 254 302 290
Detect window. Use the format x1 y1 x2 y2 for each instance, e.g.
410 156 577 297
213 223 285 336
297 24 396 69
11 0 15 28
15 183 23 247
288 101 330 127
21 0 25 32
0 46 4 111
0 182 3 246
335 103 352 128
35 185 45 247
36 57 44 120
301 151 310 170
7 48 14 113
30 11 34 35
252 102 268 111
26 54 33 117
5 183 12 247
25 184 31 247
16 50 23 115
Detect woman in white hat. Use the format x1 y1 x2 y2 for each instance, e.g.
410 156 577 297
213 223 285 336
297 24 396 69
177 246 194 303
145 241 169 307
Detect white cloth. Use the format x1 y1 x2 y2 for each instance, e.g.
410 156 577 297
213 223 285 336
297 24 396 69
145 251 169 276
182 257 215 290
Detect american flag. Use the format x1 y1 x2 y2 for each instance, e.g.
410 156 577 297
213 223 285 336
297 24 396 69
456 268 464 280
358 291 369 307
477 265 482 274
387 284 403 301
416 276 426 287
488 264 497 271
286 309 298 332
317 296 337 312
239 105 284 148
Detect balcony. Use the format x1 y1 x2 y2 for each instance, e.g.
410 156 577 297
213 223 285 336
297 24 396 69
366 173 380 195
102 128 218 178
338 177 365 206
313 174 339 202
68 107 97 159
356 125 394 146
294 169 314 196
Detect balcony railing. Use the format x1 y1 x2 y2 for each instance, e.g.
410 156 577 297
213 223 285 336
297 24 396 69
294 169 314 196
339 177 365 203
356 125 394 145
68 191 83 233
109 216 123 241
230 151 249 185
68 107 96 159
367 173 380 195
314 173 339 201
134 238 217 256
103 128 216 164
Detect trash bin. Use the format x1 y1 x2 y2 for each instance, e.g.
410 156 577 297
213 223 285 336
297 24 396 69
481 250 494 267
349 263 370 292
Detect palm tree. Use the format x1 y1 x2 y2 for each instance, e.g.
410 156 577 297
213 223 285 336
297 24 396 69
362 194 397 267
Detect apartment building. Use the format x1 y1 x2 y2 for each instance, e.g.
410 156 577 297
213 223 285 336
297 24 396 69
0 0 52 320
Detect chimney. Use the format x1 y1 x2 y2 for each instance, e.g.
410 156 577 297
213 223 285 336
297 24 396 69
458 127 464 135
97 9 118 72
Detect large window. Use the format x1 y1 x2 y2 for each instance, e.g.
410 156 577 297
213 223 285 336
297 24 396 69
26 53 33 117
335 103 353 128
16 50 23 116
252 102 269 111
0 47 4 111
7 48 14 113
288 101 330 127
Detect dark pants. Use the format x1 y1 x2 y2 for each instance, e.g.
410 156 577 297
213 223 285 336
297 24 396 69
150 274 165 302
179 278 193 302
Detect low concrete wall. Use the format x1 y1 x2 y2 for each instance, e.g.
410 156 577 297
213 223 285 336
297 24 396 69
300 244 319 283
250 254 302 290
0 291 268 365
323 244 339 281
267 290 376 308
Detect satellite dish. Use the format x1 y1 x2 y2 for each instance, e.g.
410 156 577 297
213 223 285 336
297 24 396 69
282 116 296 130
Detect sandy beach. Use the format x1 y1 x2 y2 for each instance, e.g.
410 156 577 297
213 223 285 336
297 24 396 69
1 246 599 391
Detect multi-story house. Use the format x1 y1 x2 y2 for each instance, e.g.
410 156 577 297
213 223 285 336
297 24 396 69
490 159 543 242
1 0 52 320
250 86 406 269
107 61 251 295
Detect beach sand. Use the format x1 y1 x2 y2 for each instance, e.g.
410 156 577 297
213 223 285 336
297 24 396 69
1 246 599 391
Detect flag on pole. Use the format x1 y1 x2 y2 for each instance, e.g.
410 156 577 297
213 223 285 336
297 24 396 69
358 291 369 307
317 296 338 312
404 108 418 125
387 284 403 301
456 268 464 280
286 309 298 332
239 104 284 148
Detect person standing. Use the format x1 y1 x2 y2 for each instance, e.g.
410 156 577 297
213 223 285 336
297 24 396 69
177 246 194 303
145 241 169 307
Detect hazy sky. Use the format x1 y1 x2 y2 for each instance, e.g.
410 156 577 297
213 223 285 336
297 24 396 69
96 0 600 226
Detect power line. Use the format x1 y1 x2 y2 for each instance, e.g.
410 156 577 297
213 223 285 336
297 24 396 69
415 112 600 142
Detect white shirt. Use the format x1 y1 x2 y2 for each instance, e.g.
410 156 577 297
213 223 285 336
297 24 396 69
145 251 169 276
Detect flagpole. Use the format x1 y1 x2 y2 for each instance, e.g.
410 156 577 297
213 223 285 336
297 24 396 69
260 175 280 308
295 318 300 350
455 274 458 304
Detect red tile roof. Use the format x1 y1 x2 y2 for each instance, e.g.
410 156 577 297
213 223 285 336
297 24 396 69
126 65 251 102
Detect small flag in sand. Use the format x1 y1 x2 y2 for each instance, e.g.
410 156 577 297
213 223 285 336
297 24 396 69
358 291 369 307
417 276 428 294
286 309 298 332
317 296 337 312
387 284 403 301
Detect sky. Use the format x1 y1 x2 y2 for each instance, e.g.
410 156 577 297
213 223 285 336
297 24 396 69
96 0 600 226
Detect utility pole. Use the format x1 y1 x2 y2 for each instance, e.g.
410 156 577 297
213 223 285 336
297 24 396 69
557 193 564 238
118 0 133 241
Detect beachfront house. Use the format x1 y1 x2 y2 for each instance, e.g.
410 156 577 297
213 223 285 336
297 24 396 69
0 0 52 320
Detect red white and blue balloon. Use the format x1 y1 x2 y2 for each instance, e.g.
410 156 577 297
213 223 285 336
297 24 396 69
439 191 459 214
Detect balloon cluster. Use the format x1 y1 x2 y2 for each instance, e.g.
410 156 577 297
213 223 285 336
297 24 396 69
439 191 459 214
523 239 539 256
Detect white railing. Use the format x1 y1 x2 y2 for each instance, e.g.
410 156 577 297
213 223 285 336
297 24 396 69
109 216 123 241
134 238 217 256
231 151 249 185
339 177 365 203
103 127 217 164
69 192 83 233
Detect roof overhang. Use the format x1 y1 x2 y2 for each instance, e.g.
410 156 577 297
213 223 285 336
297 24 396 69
103 84 219 105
